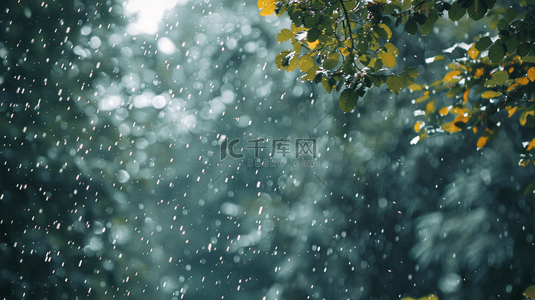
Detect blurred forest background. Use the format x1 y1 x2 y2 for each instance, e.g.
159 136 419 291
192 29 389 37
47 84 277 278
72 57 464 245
0 0 534 299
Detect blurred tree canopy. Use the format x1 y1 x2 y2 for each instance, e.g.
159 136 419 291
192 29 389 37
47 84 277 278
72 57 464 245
260 0 535 194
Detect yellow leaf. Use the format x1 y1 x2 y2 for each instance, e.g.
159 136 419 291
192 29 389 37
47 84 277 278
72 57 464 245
307 39 320 49
475 67 484 78
519 158 531 167
439 106 450 116
383 43 399 56
433 55 445 62
378 51 396 68
462 89 470 104
341 47 351 56
257 0 276 16
520 110 535 126
477 136 488 149
299 55 314 72
507 106 517 118
425 99 436 115
414 121 425 132
506 83 519 92
408 83 422 91
301 65 319 82
444 70 462 83
429 79 443 87
378 23 392 40
468 43 479 59
481 90 502 99
524 285 535 299
418 294 438 300
415 93 430 103
528 67 535 82
442 121 461 132
527 138 535 151
516 76 530 85
454 112 470 124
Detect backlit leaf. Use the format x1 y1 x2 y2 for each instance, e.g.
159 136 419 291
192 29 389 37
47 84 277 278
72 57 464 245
477 135 488 149
516 76 530 85
323 52 339 69
524 285 535 299
386 75 405 95
258 0 277 16
414 121 425 132
405 66 419 79
467 43 479 59
307 39 320 49
299 55 314 72
439 106 450 116
507 106 517 117
339 89 359 112
492 70 509 85
444 70 462 82
378 23 392 40
528 67 535 82
481 90 502 99
384 43 399 56
520 110 535 126
527 138 535 151
277 29 294 43
425 99 436 115
378 51 396 68
463 89 470 103
408 83 423 91
415 93 430 103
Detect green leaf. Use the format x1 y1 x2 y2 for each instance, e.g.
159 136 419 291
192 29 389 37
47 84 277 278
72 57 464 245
357 39 369 52
299 55 315 72
384 43 399 56
492 70 509 85
321 77 333 93
524 183 535 197
374 24 389 40
307 27 321 42
420 9 439 35
323 52 340 70
386 75 404 95
475 36 492 51
446 85 463 97
405 19 418 35
378 52 396 68
449 2 466 21
505 34 518 53
497 18 509 31
505 8 518 22
467 0 488 20
275 50 292 69
412 13 427 25
277 29 294 43
522 55 535 63
489 41 505 62
458 0 474 9
405 66 419 79
517 43 530 56
339 89 359 112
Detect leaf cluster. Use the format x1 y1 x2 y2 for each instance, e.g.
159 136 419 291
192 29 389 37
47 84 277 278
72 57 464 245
259 0 535 196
